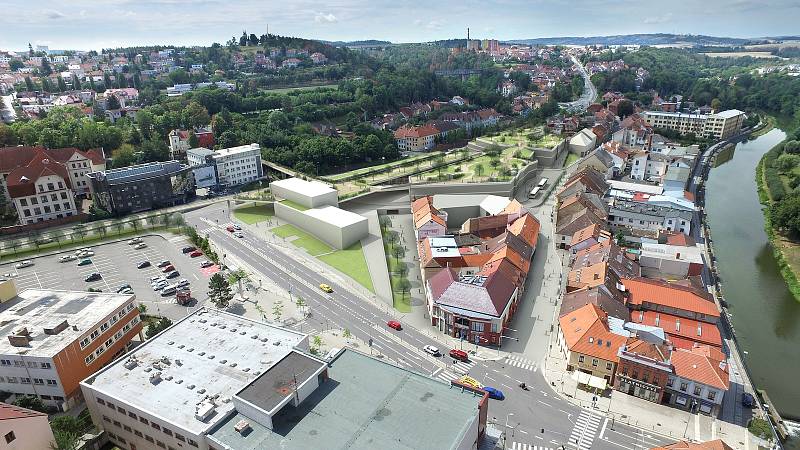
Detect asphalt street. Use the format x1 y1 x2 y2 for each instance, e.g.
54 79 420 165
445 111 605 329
561 54 597 113
185 203 675 450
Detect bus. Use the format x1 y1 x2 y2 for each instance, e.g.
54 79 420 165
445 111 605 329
528 186 541 198
537 177 548 188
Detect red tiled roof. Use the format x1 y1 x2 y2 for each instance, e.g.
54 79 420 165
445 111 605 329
6 151 73 198
652 439 734 450
507 213 540 249
558 303 628 362
0 402 47 420
629 310 722 349
429 267 518 318
0 146 46 172
670 344 729 390
623 277 719 318
394 124 440 139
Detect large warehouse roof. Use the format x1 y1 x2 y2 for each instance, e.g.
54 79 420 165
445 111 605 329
271 177 336 197
304 205 367 228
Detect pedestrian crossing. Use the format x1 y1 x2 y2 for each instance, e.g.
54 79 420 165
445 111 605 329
505 355 537 371
508 443 556 450
432 358 477 384
451 359 476 374
568 410 602 450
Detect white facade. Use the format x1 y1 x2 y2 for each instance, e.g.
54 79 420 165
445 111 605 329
275 203 368 249
269 177 338 209
65 151 105 195
0 406 55 450
13 174 77 224
187 144 262 187
643 109 745 140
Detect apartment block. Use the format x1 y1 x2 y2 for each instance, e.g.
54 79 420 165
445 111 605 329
186 143 262 188
642 109 745 140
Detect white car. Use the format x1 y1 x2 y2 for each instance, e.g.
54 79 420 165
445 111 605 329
15 260 33 269
423 345 440 356
134 243 147 250
234 232 244 238
152 281 168 291
177 279 190 288
233 224 242 231
128 238 142 245
149 276 165 283
59 255 77 263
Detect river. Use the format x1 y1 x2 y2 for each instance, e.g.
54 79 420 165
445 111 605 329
704 128 800 434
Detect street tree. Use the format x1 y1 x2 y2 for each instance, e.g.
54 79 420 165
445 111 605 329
112 219 125 235
311 335 323 354
145 317 173 339
272 300 284 322
343 329 352 339
397 262 409 278
72 225 87 242
474 163 485 179
208 273 233 309
391 244 405 261
397 278 412 299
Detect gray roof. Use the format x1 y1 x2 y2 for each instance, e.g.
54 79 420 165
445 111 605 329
236 351 325 414
664 166 691 183
586 147 614 169
208 349 483 450
610 200 693 222
89 160 186 185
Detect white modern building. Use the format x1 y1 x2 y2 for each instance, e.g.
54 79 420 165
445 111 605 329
643 109 746 140
270 178 368 249
186 144 262 188
80 309 309 450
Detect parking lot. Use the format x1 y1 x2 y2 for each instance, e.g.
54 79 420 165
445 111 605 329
0 234 219 319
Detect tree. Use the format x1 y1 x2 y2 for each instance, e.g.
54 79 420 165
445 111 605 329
379 215 392 231
775 153 800 172
13 396 47 413
145 317 173 339
182 102 210 129
474 163 485 178
9 59 23 71
24 76 35 91
272 300 284 322
770 192 800 235
208 273 233 309
711 98 722 112
188 131 199 148
386 230 399 248
138 304 147 314
311 335 323 354
617 100 634 118
72 225 87 242
397 278 412 299
391 244 405 261
56 76 67 92
343 328 352 339
397 262 409 278
784 141 800 155
51 430 80 450
106 94 121 110
41 59 52 76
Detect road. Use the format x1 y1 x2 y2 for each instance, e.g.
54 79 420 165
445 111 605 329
560 54 597 113
184 203 675 450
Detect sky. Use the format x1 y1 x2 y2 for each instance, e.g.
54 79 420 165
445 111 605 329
2 0 799 51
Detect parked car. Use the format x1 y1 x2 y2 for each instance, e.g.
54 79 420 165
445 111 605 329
200 260 214 268
161 265 175 273
59 255 77 263
85 273 102 282
119 288 134 295
116 284 132 293
152 281 168 291
77 258 92 266
150 276 165 283
181 246 196 254
160 286 177 296
137 261 151 269
15 260 33 269
189 250 203 258
234 232 244 238
387 320 402 331
166 270 180 279
88 287 103 293
742 392 755 408
76 250 94 258
319 284 333 293
449 349 469 362
134 243 147 250
483 386 505 400
226 225 235 232
157 260 171 268
233 224 242 231
177 279 190 288
128 238 142 245
423 345 440 356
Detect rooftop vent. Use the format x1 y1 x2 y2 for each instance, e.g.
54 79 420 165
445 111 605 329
250 335 258 339
229 363 237 368
195 401 216 422
199 352 206 356
178 344 185 349
7 334 30 347
144 367 152 372
239 331 246 335
220 359 227 364
243 368 250 372
44 320 69 335
123 357 138 370
187 348 194 352
197 388 206 394
165 375 173 381
176 379 183 384
208 355 215 359
168 341 175 345
187 384 195 390
199 319 207 323
229 328 236 332
219 325 226 329
149 371 162 384
234 419 251 434
273 340 281 346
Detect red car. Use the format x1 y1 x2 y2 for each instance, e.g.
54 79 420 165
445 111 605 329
189 250 203 258
161 265 175 273
449 349 469 362
226 225 235 232
387 320 402 331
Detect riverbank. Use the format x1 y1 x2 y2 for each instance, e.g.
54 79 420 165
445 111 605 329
755 138 800 302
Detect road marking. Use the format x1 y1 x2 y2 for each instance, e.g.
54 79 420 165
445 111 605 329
599 418 609 439
537 400 552 407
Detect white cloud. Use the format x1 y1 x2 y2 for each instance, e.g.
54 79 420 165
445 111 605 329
314 12 337 23
426 20 444 30
44 9 65 19
413 19 422 26
643 12 673 24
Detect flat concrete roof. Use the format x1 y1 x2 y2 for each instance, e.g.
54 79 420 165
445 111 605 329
640 243 704 264
82 309 307 435
208 349 483 450
0 289 134 358
432 194 488 210
480 195 511 216
214 143 260 158
271 177 336 197
304 205 367 228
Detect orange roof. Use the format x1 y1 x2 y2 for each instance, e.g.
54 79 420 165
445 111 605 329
0 402 47 420
630 310 722 349
568 262 609 291
507 213 540 249
558 303 628 362
502 199 525 216
623 278 719 318
670 344 729 390
394 124 440 139
411 196 433 213
652 439 734 450
570 223 602 246
487 245 529 273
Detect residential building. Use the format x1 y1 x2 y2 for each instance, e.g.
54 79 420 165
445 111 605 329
629 310 722 350
665 344 729 415
0 403 55 449
576 146 615 177
639 242 705 279
310 52 327 64
412 196 447 240
609 200 693 235
557 168 609 202
652 439 734 450
569 223 611 253
87 160 196 215
166 82 235 96
569 128 597 156
393 121 462 152
6 152 78 225
186 143 262 188
557 304 629 388
168 128 215 158
0 282 142 411
206 349 489 450
555 208 606 249
621 277 720 324
642 110 745 140
281 57 301 69
560 287 629 321
615 338 673 403
81 309 309 450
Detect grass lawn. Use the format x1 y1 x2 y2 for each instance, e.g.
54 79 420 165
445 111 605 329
390 273 412 312
324 153 437 182
565 153 581 167
318 242 374 293
279 199 309 211
271 224 332 256
233 205 273 224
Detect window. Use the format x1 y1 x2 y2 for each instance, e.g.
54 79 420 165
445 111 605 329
591 359 598 367
128 411 137 419
33 378 44 385
0 360 10 366
19 199 27 206
606 362 613 370
113 420 121 428
578 355 584 363
694 386 702 396
188 439 199 447
124 425 132 432
632 369 639 379
50 193 57 201
157 441 166 448
97 398 106 405
4 431 15 444
6 377 17 383
47 183 54 191
139 417 149 425
106 402 115 410
151 423 161 431
47 379 57 386
40 362 51 369
61 192 67 200
20 377 31 384
117 406 126 414
680 382 688 391
134 430 143 437
175 434 185 442
708 391 716 401
145 435 155 443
